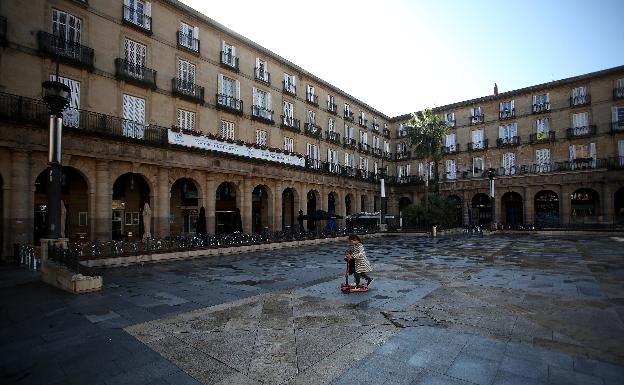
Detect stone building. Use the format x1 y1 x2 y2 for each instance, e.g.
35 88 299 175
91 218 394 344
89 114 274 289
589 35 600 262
0 0 622 258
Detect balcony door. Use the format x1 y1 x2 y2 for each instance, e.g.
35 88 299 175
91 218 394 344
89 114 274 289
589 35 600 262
178 59 196 91
122 94 146 139
472 129 484 148
124 38 146 78
49 75 80 128
51 9 81 58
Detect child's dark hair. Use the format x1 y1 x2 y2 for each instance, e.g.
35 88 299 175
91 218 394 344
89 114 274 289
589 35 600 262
348 234 361 242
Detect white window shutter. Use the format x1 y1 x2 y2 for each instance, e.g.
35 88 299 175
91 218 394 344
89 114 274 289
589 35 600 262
252 87 258 105
235 80 240 99
193 26 199 38
532 95 536 105
511 123 517 136
618 140 624 157
511 100 515 109
218 74 224 94
293 75 296 87
613 106 619 123
222 40 226 52
589 142 596 159
124 0 130 6
569 145 576 161
499 126 505 138
267 93 272 110
144 2 152 16
256 57 260 68
231 45 236 58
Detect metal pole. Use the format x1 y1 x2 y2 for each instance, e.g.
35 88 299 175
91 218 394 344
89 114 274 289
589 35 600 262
46 115 63 239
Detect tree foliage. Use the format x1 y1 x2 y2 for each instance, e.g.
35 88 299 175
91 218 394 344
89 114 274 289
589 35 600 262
402 196 459 229
406 109 448 166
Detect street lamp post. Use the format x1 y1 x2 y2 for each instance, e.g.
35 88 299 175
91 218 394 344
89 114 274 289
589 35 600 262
42 73 71 239
486 168 496 231
379 167 387 231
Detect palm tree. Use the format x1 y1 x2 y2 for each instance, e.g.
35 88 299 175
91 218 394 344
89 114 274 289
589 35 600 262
407 109 448 210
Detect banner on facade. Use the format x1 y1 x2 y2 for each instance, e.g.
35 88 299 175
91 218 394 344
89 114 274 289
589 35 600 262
168 130 306 167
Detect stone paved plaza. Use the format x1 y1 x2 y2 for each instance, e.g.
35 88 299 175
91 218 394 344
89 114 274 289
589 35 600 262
1 234 624 385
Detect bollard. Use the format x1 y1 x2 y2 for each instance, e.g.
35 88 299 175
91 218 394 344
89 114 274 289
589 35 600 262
432 226 437 237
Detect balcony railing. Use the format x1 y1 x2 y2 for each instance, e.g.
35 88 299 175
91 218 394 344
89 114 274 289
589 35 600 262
529 131 555 144
395 151 411 160
532 103 550 114
37 31 94 71
442 144 459 154
496 136 520 147
255 67 270 84
327 102 337 115
177 31 199 54
466 139 489 151
499 109 515 120
280 115 300 132
172 78 204 104
358 142 370 154
114 58 157 89
0 91 167 144
305 157 322 170
383 151 392 160
470 114 484 125
216 93 243 115
566 125 597 139
220 51 239 71
325 130 340 144
0 16 7 46
570 95 591 107
383 128 390 138
251 105 274 125
371 147 382 157
306 93 319 106
390 176 424 185
122 5 152 34
283 81 296 96
614 87 624 100
343 137 357 150
611 120 624 134
358 117 368 128
344 110 354 122
304 123 322 138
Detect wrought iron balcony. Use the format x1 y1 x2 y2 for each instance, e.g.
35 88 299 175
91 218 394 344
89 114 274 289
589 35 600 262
325 162 342 174
358 142 370 154
391 176 424 185
496 136 520 147
280 116 300 132
255 67 270 84
177 31 199 54
216 93 243 115
0 16 6 46
305 157 322 170
395 151 411 160
341 166 357 178
529 131 555 144
343 137 357 150
171 78 204 104
383 128 391 138
304 123 322 138
371 147 382 157
324 130 341 144
344 110 354 122
614 87 624 100
327 102 337 115
358 117 368 128
442 144 459 154
251 105 274 125
114 58 157 89
122 5 152 34
220 51 239 71
566 125 597 138
466 139 489 151
499 108 515 120
470 114 484 125
37 31 94 71
283 81 296 96
372 123 380 133
383 151 392 160
570 95 591 107
306 93 318 106
611 120 624 134
532 103 550 114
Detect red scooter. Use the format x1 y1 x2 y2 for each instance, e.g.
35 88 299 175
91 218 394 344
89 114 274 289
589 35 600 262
340 255 369 293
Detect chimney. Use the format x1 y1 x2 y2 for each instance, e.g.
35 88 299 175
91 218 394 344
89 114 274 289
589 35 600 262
494 83 498 96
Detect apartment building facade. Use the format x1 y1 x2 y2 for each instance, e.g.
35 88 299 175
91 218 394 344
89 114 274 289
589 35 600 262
0 0 622 257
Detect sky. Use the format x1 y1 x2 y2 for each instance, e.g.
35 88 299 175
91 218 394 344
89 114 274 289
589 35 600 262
180 0 624 117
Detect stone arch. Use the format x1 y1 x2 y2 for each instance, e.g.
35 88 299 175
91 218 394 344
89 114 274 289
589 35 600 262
252 183 273 234
471 193 492 226
615 187 624 225
501 191 523 226
345 193 354 216
282 186 300 231
170 177 201 235
328 190 340 215
306 189 320 230
447 194 463 227
361 194 369 213
215 181 241 234
535 190 559 227
111 172 151 240
571 188 600 222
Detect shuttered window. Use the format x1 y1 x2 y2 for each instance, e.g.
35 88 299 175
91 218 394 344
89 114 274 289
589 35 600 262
220 120 234 140
446 159 457 179
177 109 195 131
473 157 483 176
256 129 267 146
502 153 515 175
284 136 294 152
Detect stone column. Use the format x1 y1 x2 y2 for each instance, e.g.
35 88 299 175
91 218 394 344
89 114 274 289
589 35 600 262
601 182 612 223
88 187 96 242
9 151 30 247
320 185 328 212
274 181 282 231
560 184 570 225
354 189 361 214
524 186 534 225
2 184 11 258
242 178 253 233
205 176 216 234
155 168 170 237
93 161 111 241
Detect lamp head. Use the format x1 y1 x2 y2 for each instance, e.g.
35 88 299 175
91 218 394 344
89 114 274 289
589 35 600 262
42 80 71 115
486 168 496 180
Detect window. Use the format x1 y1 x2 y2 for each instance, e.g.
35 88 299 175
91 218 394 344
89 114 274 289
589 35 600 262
612 106 624 131
359 111 366 126
217 74 241 109
328 118 335 133
360 157 369 172
284 136 294 152
306 143 320 168
372 135 380 149
52 9 81 44
384 140 389 154
123 0 151 30
344 124 354 140
221 41 237 67
78 212 88 227
344 103 352 119
445 112 455 126
617 79 624 99
499 100 515 116
398 123 408 137
256 129 267 146
283 101 294 125
502 152 516 175
360 131 368 145
345 152 354 168
536 149 551 172
569 143 596 168
397 164 411 179
125 212 140 226
179 22 199 51
327 94 336 111
284 73 296 94
307 110 317 126
327 148 339 172
255 58 269 82
533 93 550 112
471 129 484 149
50 75 80 128
122 94 146 139
396 142 408 155
618 140 624 166
445 159 457 180
499 123 518 141
471 106 483 123
572 112 590 136
472 157 484 176
252 87 272 119
536 118 550 140
177 109 195 131
306 85 316 103
445 133 456 151
220 120 234 140
572 86 588 105
124 38 146 77
178 59 196 88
